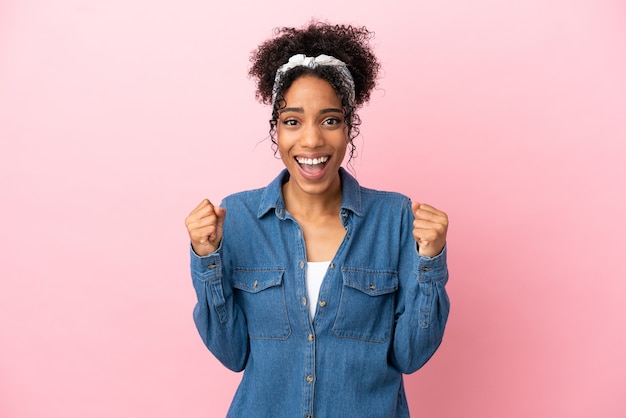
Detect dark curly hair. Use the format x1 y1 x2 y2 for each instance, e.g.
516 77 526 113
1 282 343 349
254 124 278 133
249 21 380 161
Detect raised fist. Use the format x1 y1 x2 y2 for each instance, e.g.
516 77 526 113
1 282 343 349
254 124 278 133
185 199 226 256
411 202 448 258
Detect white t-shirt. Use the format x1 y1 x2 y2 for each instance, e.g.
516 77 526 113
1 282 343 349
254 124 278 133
306 261 331 319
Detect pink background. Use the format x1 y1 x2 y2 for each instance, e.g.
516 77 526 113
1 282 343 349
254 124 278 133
1 0 625 417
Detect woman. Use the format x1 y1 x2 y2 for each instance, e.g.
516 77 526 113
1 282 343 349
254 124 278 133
185 22 450 417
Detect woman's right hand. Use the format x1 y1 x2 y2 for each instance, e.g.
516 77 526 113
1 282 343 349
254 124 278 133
185 199 226 256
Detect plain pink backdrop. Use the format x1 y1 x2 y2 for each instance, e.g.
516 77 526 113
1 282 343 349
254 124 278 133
1 0 625 417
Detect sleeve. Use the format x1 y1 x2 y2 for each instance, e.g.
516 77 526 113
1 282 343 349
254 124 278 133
190 244 249 372
390 199 450 374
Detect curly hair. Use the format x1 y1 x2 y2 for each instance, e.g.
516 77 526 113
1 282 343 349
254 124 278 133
249 21 380 161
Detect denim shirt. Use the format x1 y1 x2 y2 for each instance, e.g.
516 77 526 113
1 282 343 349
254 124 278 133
190 168 450 418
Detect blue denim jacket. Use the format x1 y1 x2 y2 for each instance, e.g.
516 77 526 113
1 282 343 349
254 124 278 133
190 168 450 417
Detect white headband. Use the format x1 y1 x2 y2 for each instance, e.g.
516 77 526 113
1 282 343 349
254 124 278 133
271 54 356 107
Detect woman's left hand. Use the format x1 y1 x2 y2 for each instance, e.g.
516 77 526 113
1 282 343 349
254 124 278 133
411 202 448 258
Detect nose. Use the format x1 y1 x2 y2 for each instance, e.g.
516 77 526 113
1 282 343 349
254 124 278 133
300 122 324 148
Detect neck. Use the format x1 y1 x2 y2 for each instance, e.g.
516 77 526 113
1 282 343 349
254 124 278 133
282 178 343 220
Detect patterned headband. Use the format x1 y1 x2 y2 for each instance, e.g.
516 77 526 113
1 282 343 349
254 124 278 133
271 54 356 108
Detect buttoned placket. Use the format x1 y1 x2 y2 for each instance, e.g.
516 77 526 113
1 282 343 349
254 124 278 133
274 198 408 417
311 207 351 327
287 215 317 418
289 208 353 418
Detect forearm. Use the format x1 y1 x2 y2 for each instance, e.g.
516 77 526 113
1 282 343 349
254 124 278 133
190 246 249 372
391 246 450 374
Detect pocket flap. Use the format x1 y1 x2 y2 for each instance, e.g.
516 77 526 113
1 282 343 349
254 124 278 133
232 269 284 293
341 269 398 296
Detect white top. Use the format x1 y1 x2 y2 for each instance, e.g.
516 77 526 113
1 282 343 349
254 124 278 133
306 261 331 319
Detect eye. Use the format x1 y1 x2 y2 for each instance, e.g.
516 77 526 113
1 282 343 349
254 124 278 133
322 117 342 126
282 119 299 126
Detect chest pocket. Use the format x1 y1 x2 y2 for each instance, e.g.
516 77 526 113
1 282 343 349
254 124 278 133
333 268 398 343
232 269 291 340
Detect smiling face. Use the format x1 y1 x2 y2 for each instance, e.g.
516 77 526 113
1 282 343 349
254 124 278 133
277 75 349 200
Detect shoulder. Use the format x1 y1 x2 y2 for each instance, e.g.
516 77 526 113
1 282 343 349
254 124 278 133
221 187 265 209
340 168 410 213
359 185 409 203
359 186 412 220
221 169 287 210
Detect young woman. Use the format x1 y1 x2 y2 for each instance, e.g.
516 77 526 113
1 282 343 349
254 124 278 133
185 22 450 417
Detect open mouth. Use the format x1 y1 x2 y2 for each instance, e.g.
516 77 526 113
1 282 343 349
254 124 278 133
296 156 329 166
295 155 330 176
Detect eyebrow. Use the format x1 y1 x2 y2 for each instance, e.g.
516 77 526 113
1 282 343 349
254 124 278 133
279 107 344 114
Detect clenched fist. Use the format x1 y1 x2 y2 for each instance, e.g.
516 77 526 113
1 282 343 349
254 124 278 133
185 199 226 256
411 202 448 258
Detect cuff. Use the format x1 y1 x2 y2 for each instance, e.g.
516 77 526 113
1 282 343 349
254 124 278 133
415 245 448 283
190 244 223 281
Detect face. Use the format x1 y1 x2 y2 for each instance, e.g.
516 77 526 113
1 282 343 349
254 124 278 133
277 75 349 198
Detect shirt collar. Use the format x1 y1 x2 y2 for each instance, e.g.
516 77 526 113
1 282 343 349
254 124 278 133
257 167 363 219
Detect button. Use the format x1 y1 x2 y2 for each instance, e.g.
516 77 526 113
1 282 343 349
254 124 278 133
299 261 305 268
369 283 376 290
329 263 335 269
308 333 314 341
302 297 307 306
306 415 312 418
341 211 348 218
253 280 258 288
422 267 432 272
318 300 326 308
306 375 314 383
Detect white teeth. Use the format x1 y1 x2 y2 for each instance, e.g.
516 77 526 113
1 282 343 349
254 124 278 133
297 156 329 165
